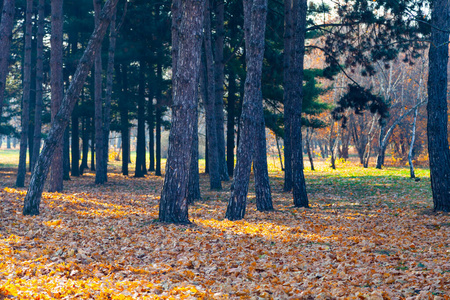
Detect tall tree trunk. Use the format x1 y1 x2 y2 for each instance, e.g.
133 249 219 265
0 0 15 118
31 0 45 172
203 1 222 190
225 0 269 220
213 0 229 182
148 84 155 172
103 5 117 182
23 0 120 215
93 0 105 184
48 0 64 192
283 0 293 192
226 68 236 177
135 59 146 177
155 60 162 176
16 0 33 187
28 66 35 172
159 0 205 224
120 64 129 176
291 0 308 207
427 0 450 212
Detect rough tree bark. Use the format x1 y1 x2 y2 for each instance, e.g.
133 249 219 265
103 4 117 181
0 0 15 119
159 0 205 224
188 104 201 203
93 0 106 184
283 0 293 192
31 0 45 172
290 0 308 207
254 111 273 211
203 0 222 190
427 0 450 212
225 0 269 220
23 0 120 215
213 0 229 182
16 0 33 187
48 0 64 192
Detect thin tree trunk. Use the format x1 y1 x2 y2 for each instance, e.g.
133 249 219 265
0 0 15 118
291 0 308 207
148 79 155 172
362 115 377 168
135 59 146 177
306 127 314 171
30 0 45 170
120 64 129 176
203 1 222 190
155 61 162 176
275 135 284 170
16 0 33 187
226 68 236 177
48 0 64 192
23 0 120 215
93 0 105 184
90 124 95 171
213 0 229 182
226 0 269 220
103 5 117 182
80 116 89 174
408 106 418 179
283 0 293 192
159 0 205 223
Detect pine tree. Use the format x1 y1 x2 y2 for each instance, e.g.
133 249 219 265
0 0 15 119
23 0 121 215
159 0 205 224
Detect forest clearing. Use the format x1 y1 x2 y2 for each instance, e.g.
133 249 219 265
1 152 449 299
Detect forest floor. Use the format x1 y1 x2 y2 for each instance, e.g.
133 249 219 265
0 153 449 299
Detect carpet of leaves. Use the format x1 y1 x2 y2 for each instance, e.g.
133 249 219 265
0 162 449 299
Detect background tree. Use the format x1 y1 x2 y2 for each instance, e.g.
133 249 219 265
0 0 15 120
23 0 120 215
49 0 65 192
15 0 33 187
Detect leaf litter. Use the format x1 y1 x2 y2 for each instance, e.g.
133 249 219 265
0 163 449 299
